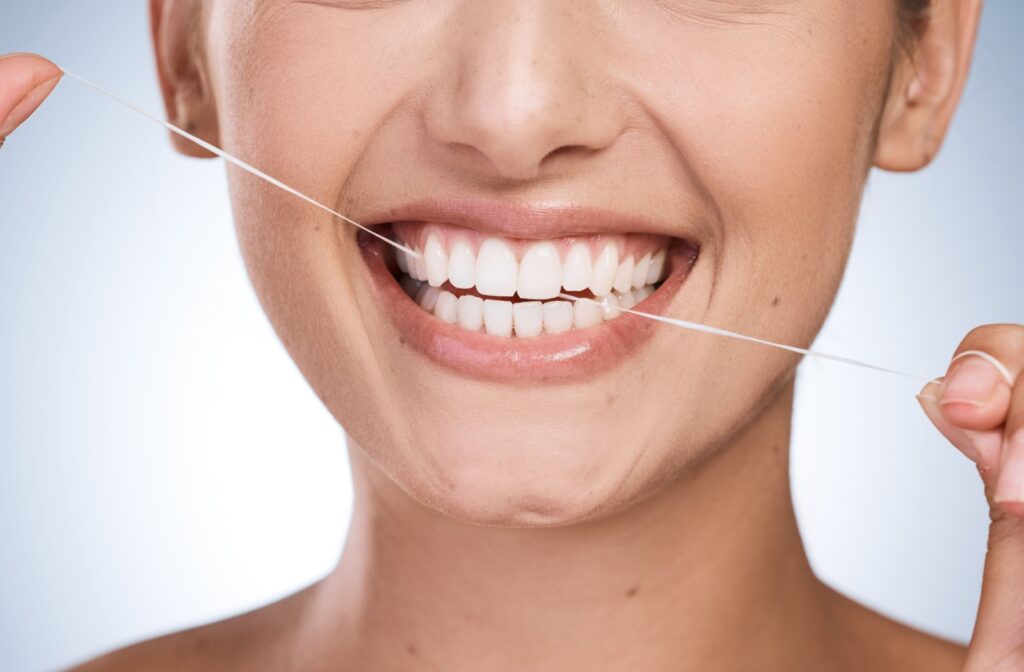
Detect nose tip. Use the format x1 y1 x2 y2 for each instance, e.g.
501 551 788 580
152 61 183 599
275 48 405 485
437 89 615 181
422 5 625 182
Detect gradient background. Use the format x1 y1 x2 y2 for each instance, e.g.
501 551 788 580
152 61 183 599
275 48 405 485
1 3 1021 670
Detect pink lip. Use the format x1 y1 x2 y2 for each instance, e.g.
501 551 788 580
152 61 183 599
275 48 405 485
361 198 697 240
355 201 699 384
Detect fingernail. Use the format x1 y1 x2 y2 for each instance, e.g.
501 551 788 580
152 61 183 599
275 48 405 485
994 430 1024 506
0 74 62 137
939 355 1001 408
917 379 942 401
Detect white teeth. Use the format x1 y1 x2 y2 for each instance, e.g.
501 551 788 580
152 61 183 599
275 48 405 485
632 253 651 289
512 301 543 337
417 285 440 312
457 294 484 332
433 290 458 323
561 243 592 292
424 234 448 287
589 242 619 297
404 284 660 334
475 238 518 297
601 293 621 320
448 240 476 289
573 298 603 329
542 300 574 334
483 299 513 336
612 255 634 293
647 249 666 284
517 242 562 300
395 230 672 335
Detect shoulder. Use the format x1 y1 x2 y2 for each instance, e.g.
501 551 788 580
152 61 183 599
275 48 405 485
823 584 967 672
67 585 319 672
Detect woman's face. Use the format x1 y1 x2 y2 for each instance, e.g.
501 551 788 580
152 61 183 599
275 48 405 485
194 0 902 525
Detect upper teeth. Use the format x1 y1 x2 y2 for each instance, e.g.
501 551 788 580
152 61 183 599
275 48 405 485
396 235 667 300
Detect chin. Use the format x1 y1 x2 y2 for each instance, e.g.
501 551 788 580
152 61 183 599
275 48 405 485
384 421 658 528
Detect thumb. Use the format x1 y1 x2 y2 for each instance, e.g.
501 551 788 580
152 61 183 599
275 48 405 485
919 387 1024 670
965 510 1024 671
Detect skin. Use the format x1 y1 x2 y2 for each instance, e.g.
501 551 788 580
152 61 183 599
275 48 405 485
2 0 1022 669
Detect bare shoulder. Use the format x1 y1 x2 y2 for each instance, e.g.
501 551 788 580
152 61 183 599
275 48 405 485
824 584 968 672
67 584 320 672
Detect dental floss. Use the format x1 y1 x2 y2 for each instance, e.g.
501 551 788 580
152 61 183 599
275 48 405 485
558 294 933 384
58 68 421 261
59 69 933 385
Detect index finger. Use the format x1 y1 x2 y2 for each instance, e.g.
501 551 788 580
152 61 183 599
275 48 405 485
938 324 1024 431
0 53 63 140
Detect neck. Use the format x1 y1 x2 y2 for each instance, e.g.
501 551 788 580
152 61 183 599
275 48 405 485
311 381 836 671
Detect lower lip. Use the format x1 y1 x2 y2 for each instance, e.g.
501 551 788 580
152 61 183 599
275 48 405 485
358 234 697 383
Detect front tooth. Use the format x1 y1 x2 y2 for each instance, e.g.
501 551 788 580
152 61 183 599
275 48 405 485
632 253 651 289
417 285 440 312
589 242 618 297
475 238 518 297
424 234 448 287
483 299 513 336
411 249 428 281
601 294 621 320
448 240 476 289
634 286 652 302
574 298 603 328
396 249 410 274
542 300 574 334
646 249 666 284
617 290 636 310
517 242 562 300
457 295 484 332
433 290 458 323
513 301 543 337
561 243 592 292
612 255 634 293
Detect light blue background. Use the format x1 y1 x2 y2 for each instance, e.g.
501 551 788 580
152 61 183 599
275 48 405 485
1 3 1021 670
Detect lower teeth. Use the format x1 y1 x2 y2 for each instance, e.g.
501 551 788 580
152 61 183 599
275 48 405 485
398 274 656 337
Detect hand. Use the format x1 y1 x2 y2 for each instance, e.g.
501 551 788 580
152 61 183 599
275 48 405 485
0 53 63 148
918 324 1024 671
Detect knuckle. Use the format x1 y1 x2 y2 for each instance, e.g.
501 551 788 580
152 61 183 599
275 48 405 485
957 323 1024 357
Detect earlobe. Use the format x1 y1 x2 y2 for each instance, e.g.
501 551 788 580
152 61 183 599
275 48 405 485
873 0 983 172
150 0 218 158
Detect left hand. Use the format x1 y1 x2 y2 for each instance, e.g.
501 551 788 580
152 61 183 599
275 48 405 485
917 323 1024 671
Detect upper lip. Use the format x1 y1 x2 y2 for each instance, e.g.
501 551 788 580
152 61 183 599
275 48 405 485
359 197 698 242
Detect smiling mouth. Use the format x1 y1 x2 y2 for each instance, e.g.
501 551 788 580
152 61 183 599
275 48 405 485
390 222 675 337
357 201 699 381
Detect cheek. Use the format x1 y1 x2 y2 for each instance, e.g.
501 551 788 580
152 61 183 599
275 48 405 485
625 7 892 340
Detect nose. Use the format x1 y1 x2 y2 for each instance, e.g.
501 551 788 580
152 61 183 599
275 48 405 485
423 1 626 182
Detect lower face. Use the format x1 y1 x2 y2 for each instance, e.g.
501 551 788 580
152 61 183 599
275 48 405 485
203 1 896 525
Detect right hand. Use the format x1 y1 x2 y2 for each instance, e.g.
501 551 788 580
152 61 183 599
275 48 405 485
0 53 62 147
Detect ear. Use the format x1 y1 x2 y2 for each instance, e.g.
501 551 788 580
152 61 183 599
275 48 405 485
874 0 984 172
150 0 218 158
